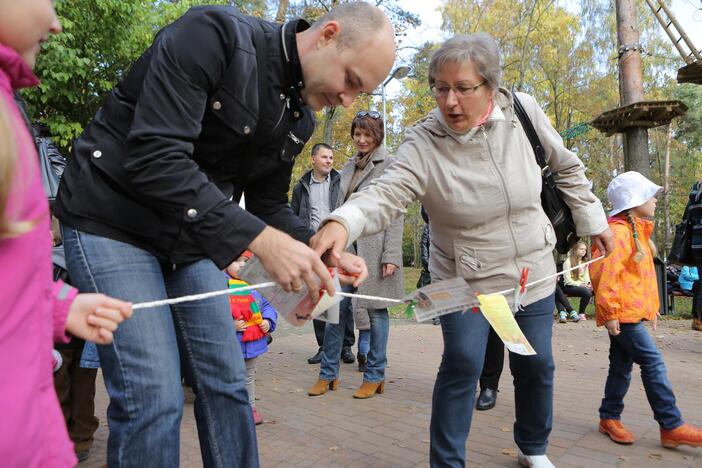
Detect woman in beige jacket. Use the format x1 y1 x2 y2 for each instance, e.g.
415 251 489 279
313 34 613 468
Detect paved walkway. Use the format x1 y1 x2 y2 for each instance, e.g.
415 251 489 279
82 318 702 467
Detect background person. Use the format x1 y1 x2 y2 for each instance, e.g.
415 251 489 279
311 34 612 467
562 241 593 321
309 110 403 399
291 143 356 365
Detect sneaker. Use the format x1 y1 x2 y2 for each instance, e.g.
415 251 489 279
579 313 587 321
568 311 580 322
251 405 263 425
307 347 323 365
341 346 356 364
357 353 368 373
660 422 702 448
558 311 567 323
599 419 635 444
517 448 555 468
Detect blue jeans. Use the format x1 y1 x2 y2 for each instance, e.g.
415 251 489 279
599 322 683 430
358 329 370 356
63 228 258 468
320 291 389 383
430 294 555 467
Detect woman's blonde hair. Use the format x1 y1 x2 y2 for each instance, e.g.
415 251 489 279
0 97 36 239
568 241 589 281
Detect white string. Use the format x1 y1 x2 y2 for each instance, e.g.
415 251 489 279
131 255 605 310
132 282 277 310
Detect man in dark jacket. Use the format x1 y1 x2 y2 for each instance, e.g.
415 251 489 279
54 3 395 466
291 143 356 364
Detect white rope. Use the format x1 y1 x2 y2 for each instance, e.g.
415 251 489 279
131 255 605 310
132 282 277 310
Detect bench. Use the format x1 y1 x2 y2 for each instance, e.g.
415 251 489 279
668 289 693 314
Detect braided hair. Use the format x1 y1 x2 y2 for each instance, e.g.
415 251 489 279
625 211 657 263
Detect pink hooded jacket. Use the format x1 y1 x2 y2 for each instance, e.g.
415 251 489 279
0 44 78 467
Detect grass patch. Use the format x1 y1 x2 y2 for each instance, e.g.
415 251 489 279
389 267 421 318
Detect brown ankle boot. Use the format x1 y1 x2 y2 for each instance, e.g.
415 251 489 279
599 419 635 444
661 422 702 448
307 378 338 396
692 319 702 332
353 380 385 399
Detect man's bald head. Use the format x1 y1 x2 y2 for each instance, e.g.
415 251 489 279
312 2 393 51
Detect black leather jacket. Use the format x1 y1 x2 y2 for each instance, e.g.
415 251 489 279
55 6 315 268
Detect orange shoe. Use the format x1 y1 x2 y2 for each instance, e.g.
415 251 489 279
599 419 635 444
307 379 339 396
353 380 385 399
661 423 702 448
692 319 702 332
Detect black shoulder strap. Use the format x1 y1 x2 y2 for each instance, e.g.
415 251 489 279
512 92 555 188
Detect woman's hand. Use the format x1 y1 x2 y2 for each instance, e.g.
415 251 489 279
592 228 615 257
382 263 397 278
249 226 334 301
605 319 620 336
311 221 349 265
235 319 247 331
259 319 271 334
65 293 133 345
333 251 368 287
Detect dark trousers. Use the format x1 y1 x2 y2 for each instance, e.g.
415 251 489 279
554 285 574 313
53 347 100 453
562 285 593 315
312 298 356 349
479 327 504 391
430 294 555 466
693 268 702 320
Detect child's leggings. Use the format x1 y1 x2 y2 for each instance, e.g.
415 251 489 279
244 357 258 405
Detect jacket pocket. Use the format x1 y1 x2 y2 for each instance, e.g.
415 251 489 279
208 86 258 137
543 222 556 248
455 245 484 274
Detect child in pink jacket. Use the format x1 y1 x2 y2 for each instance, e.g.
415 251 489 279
0 1 132 466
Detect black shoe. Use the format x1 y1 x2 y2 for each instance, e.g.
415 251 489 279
357 353 367 372
307 347 323 364
76 450 90 463
341 346 356 364
476 388 498 410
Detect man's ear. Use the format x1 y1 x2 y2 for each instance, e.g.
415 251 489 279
317 21 341 47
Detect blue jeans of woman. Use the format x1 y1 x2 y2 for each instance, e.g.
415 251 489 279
63 227 257 468
599 322 683 430
320 297 389 383
430 293 555 467
358 329 370 356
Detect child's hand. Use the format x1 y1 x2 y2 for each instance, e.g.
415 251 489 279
259 319 271 334
652 312 662 331
235 319 247 331
65 293 133 345
605 319 620 336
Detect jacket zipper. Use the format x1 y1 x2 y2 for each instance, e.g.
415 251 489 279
271 97 289 133
481 126 522 277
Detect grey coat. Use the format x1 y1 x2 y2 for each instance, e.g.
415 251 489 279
338 146 404 328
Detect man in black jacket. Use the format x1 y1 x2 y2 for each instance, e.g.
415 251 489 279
55 3 395 466
291 143 356 364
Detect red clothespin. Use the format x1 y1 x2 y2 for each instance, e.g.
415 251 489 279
513 267 529 313
471 291 481 313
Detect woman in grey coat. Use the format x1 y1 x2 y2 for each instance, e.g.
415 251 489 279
308 111 403 399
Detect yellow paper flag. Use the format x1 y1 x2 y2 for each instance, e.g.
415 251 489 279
477 294 536 356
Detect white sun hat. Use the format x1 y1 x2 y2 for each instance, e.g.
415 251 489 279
607 171 662 216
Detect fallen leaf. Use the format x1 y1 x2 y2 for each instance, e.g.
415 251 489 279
648 453 663 460
329 446 338 452
500 427 511 432
501 448 517 457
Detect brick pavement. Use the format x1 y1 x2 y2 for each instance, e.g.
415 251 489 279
81 318 702 467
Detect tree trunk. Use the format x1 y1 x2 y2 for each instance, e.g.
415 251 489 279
322 107 337 145
615 0 649 175
275 0 289 22
663 123 673 258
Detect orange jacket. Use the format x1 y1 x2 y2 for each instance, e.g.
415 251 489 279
589 215 658 326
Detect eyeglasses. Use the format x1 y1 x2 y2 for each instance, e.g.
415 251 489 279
355 110 381 119
431 80 486 99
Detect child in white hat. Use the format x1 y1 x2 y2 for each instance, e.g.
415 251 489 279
590 171 702 448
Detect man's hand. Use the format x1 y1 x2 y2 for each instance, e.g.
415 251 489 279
382 263 397 278
592 228 615 257
605 319 620 336
310 221 349 261
249 226 334 301
65 293 133 345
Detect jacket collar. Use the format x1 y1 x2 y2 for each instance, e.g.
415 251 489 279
280 19 309 113
301 168 339 189
421 87 512 142
0 44 39 93
609 214 655 239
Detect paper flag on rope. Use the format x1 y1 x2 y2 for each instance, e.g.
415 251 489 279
477 294 536 356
